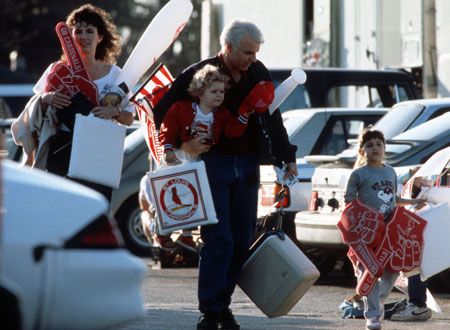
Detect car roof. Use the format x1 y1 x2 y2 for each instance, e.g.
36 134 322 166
393 97 450 108
391 112 450 141
271 67 415 83
282 107 389 118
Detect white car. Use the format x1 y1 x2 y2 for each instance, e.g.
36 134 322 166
401 146 450 205
295 112 450 278
1 160 146 330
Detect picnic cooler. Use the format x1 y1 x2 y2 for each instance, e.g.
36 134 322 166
147 161 218 235
68 114 126 188
415 202 450 281
238 231 320 318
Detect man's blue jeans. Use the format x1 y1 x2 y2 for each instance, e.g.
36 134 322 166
408 274 427 307
198 152 259 313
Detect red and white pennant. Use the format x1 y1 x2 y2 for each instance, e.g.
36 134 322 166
131 63 174 165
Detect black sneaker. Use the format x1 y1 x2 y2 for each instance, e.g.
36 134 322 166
197 312 219 330
218 308 240 330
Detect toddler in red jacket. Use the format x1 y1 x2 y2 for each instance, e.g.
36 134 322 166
159 64 251 165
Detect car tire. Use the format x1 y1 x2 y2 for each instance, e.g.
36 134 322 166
0 285 22 330
115 195 153 256
438 269 450 289
302 248 338 278
341 257 356 277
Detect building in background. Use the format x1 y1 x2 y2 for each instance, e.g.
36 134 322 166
202 0 450 99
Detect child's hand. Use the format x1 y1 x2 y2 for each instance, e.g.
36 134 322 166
164 150 181 165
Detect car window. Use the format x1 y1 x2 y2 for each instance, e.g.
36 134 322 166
374 103 424 139
317 119 366 155
327 85 410 108
272 78 311 112
312 115 382 156
428 106 450 120
317 121 346 155
0 84 34 118
0 120 22 162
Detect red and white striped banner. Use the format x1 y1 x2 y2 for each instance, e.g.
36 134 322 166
131 63 174 165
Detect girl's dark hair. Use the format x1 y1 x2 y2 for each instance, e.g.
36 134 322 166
358 127 385 149
65 4 121 64
353 127 386 168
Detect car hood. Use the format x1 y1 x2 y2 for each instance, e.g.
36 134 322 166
3 160 109 245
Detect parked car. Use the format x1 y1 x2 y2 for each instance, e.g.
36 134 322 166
1 159 146 330
0 118 152 255
270 67 419 112
401 146 450 208
401 146 450 288
295 112 450 278
0 84 34 118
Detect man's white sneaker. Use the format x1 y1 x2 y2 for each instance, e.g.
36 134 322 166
366 316 381 330
390 303 432 321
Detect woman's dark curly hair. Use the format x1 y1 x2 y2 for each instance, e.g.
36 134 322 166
65 4 121 64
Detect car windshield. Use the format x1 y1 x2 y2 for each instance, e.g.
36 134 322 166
283 114 312 136
373 103 424 139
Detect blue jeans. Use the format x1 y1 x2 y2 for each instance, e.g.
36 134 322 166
198 152 259 313
356 264 399 319
408 274 427 307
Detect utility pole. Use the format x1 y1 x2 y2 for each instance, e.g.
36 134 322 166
422 0 437 98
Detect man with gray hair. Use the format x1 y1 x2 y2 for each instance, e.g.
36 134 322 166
154 18 297 330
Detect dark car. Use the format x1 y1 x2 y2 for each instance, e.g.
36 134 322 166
271 67 419 112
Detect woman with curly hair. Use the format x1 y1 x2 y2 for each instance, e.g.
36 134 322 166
14 4 134 200
38 3 134 125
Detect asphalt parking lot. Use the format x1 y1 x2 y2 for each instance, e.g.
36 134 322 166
109 262 450 330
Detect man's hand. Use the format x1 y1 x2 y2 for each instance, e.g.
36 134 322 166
181 136 211 156
283 162 298 180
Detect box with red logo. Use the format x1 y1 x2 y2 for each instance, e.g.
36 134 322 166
147 161 218 235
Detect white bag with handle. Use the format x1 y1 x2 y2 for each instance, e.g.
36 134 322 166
68 114 126 188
